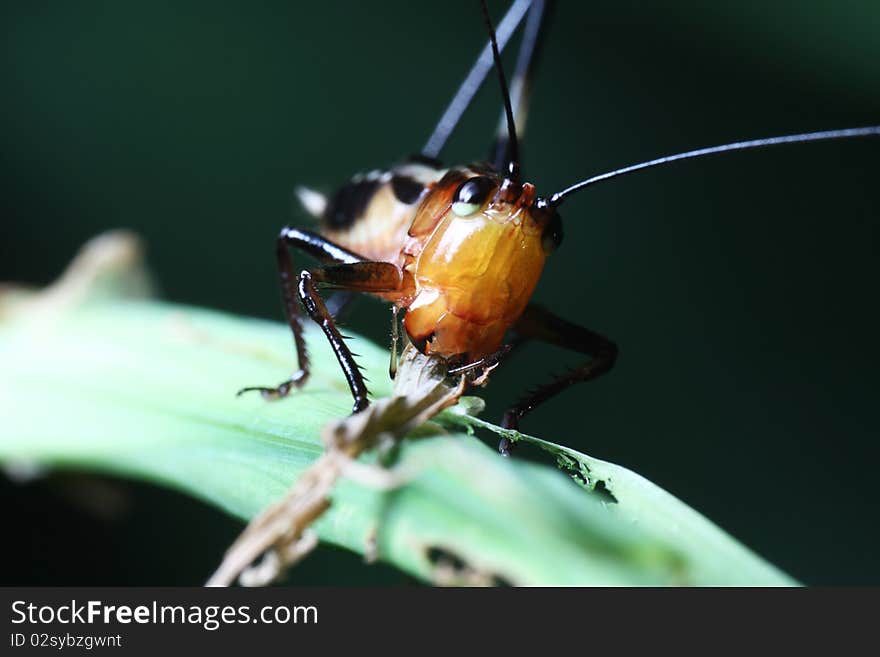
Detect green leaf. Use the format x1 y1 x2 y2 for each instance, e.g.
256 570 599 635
0 238 796 585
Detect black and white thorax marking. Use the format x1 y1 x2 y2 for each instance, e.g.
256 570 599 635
295 159 446 265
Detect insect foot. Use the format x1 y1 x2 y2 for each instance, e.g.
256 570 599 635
236 369 309 400
496 410 523 457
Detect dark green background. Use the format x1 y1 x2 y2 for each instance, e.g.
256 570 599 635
3 1 878 585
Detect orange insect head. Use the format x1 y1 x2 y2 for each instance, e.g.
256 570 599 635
402 171 560 361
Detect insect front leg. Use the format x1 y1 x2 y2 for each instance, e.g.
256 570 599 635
498 304 618 455
298 262 403 413
238 227 403 414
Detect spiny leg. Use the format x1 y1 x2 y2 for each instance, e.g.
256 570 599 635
498 304 617 455
298 263 401 413
238 226 402 413
238 227 362 399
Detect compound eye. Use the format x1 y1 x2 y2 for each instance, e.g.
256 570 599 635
541 212 564 254
452 176 495 216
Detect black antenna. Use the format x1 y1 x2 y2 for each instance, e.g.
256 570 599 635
481 0 520 181
549 126 880 207
422 0 531 161
490 0 551 171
